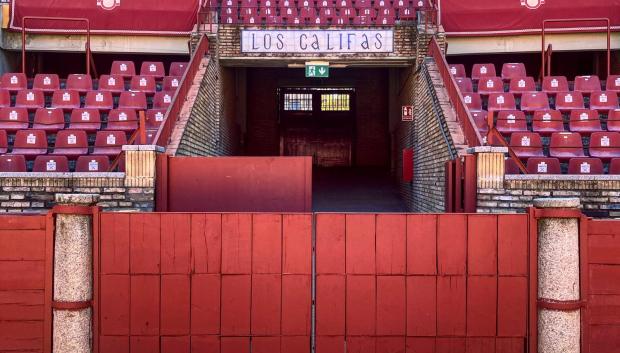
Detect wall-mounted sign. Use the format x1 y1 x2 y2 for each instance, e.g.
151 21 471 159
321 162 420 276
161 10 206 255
306 61 329 78
241 29 394 53
402 105 413 121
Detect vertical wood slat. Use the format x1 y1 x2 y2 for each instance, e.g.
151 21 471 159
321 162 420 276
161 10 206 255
124 148 160 188
477 152 505 189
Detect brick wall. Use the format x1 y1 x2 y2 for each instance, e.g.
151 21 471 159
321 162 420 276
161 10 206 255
477 176 620 218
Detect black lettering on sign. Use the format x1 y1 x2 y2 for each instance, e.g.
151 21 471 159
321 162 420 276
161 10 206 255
347 33 354 50
311 34 320 50
252 33 259 50
326 33 334 50
263 34 272 50
361 34 369 50
374 33 383 49
339 33 344 50
300 33 307 50
276 33 284 50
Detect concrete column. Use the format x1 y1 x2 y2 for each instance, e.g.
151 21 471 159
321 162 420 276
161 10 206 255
534 198 581 353
53 194 99 353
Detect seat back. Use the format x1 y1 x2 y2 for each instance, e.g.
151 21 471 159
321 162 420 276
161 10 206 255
448 64 466 78
606 75 620 92
111 61 136 77
590 91 619 110
76 155 110 172
555 91 584 111
477 77 504 94
509 77 536 94
496 110 527 133
33 108 65 130
33 155 70 172
66 74 93 92
16 90 45 109
509 132 544 158
85 91 114 110
146 109 167 129
532 110 564 135
0 107 29 131
568 109 601 133
33 74 60 91
140 62 166 78
542 76 569 92
153 92 174 109
1 73 27 91
13 129 48 152
54 130 89 149
119 92 147 110
574 75 601 93
520 92 550 111
0 154 26 172
462 93 482 111
130 76 157 93
589 132 620 160
163 76 182 92
69 108 102 131
501 63 527 80
471 63 496 80
608 109 620 132
549 132 585 159
98 75 126 93
526 158 562 174
94 131 128 156
488 93 516 111
567 158 604 174
51 89 81 109
610 158 620 174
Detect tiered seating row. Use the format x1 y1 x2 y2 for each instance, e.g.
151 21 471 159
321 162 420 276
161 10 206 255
449 62 620 175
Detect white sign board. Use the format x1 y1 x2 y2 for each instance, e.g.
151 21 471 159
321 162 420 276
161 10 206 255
241 30 394 54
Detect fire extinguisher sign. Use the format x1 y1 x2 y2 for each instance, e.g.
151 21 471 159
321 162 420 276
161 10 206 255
402 105 413 121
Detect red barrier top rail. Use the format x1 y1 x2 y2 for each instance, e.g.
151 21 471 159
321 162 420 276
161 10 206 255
428 36 483 147
153 34 210 148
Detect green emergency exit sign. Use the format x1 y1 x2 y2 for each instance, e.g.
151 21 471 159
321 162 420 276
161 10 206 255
305 61 329 78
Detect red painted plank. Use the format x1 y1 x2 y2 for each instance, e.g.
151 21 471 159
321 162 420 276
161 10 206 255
281 336 310 353
407 276 437 336
251 273 282 335
252 214 282 274
376 215 406 275
191 274 221 334
467 215 497 275
347 336 376 353
497 276 527 337
129 213 161 274
316 214 346 274
588 295 620 325
466 276 497 337
588 220 620 236
191 335 220 353
161 214 191 274
190 214 222 274
0 290 43 321
407 215 437 275
589 233 620 265
161 274 190 335
130 275 160 335
316 275 345 335
100 274 129 335
495 338 525 353
0 230 45 260
100 213 129 274
0 215 45 230
221 337 250 353
437 215 466 275
435 338 465 353
161 336 190 353
406 337 436 353
99 336 129 353
346 214 376 274
377 275 406 335
130 336 159 353
377 337 406 353
437 276 466 336
282 274 311 335
346 275 376 335
498 215 528 276
316 336 344 353
590 265 620 294
221 274 251 335
466 338 495 353
252 337 281 353
221 214 252 274
590 325 620 353
283 214 312 274
0 260 44 290
0 321 43 351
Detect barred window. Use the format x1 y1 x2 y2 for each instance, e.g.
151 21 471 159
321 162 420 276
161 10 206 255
284 93 313 111
321 94 350 111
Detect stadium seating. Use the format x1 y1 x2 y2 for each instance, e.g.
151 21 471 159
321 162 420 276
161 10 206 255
510 132 545 159
589 132 620 161
16 90 45 110
471 63 496 81
496 110 527 135
574 75 601 94
567 157 604 174
509 77 536 96
51 130 90 159
66 74 93 93
610 158 620 174
542 76 569 93
526 157 561 174
107 109 139 132
549 132 585 160
0 108 29 132
98 75 126 93
0 130 7 154
85 91 114 111
11 130 48 159
111 61 137 78
607 75 620 92
75 156 110 172
93 131 127 157
33 74 60 92
33 155 70 173
568 109 601 136
69 109 102 132
33 108 65 132
0 154 26 172
501 63 527 81
478 77 504 95
52 90 81 110
1 73 27 92
609 109 620 132
532 110 564 136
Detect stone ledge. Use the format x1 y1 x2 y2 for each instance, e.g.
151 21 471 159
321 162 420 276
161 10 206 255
506 174 620 182
122 145 165 152
468 146 508 154
0 172 125 179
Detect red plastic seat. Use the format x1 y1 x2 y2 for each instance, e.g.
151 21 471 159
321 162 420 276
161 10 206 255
281 7 299 18
354 0 372 8
33 108 65 132
0 108 29 132
146 109 166 129
455 77 473 93
393 0 411 8
140 62 166 79
510 132 545 159
606 75 620 92
532 110 564 136
33 74 60 92
448 64 466 78
0 154 26 172
0 130 7 154
93 131 127 157
568 109 601 136
526 157 562 174
589 132 620 161
68 108 102 132
608 109 620 132
574 75 601 94
567 158 604 175
477 77 504 95
111 61 136 78
107 109 138 132
399 7 416 20
549 132 585 160
15 90 45 110
520 92 549 112
504 158 520 174
471 63 496 81
221 14 238 24
501 63 527 81
353 15 372 25
590 91 619 112
542 76 569 93
0 90 10 108
129 76 157 94
118 92 147 110
509 77 536 96
153 92 173 109
487 93 516 111
496 110 527 135
610 158 620 174
163 77 181 92
66 74 93 93
1 73 27 91
463 93 482 111
75 155 111 172
33 155 70 173
85 91 114 111
555 91 584 112
51 130 89 159
98 75 125 94
51 90 81 110
336 0 353 7
11 130 48 158
169 62 188 77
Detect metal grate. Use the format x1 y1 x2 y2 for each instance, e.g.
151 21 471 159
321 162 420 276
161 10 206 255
284 93 313 111
321 94 350 111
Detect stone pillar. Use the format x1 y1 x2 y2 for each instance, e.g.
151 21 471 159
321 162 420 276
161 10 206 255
469 146 507 189
122 145 164 189
534 198 581 353
53 194 99 353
